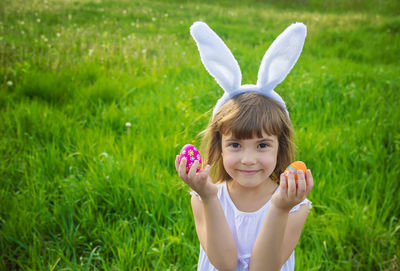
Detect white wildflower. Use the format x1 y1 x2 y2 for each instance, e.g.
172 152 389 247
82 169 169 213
41 35 48 42
125 122 131 127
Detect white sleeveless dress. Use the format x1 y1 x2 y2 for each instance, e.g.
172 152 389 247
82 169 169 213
191 182 312 271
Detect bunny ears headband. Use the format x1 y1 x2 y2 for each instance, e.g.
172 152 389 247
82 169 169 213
190 21 307 117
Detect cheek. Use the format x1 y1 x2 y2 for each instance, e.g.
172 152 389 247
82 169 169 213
222 153 236 170
263 154 276 165
272 152 279 170
262 151 278 168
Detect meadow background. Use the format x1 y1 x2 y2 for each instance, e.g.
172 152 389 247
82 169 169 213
1 0 399 270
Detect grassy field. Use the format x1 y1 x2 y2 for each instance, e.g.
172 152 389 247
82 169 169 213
1 0 399 270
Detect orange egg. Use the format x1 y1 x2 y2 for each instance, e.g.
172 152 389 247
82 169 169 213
284 161 307 187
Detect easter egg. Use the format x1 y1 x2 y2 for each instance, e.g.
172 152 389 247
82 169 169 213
284 161 307 187
179 144 202 173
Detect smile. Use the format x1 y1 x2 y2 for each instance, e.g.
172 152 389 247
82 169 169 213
237 169 261 175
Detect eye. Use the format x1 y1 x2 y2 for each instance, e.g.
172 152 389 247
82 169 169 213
229 143 240 149
258 143 270 149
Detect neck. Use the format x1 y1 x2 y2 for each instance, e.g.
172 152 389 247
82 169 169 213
227 178 278 198
226 178 278 213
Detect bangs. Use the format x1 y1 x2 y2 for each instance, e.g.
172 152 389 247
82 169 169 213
218 94 286 139
202 92 294 184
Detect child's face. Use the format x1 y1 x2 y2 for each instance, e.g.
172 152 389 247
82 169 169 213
221 130 279 188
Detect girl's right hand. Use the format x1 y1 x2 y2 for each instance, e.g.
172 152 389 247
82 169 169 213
175 155 218 200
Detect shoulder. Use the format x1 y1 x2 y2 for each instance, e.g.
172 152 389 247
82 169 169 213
288 202 310 223
289 198 312 214
287 199 312 226
190 182 226 223
190 194 203 233
191 193 202 214
285 199 312 239
189 182 226 202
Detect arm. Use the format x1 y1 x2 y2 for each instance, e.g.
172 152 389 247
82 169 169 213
176 156 237 271
191 194 237 271
250 170 314 271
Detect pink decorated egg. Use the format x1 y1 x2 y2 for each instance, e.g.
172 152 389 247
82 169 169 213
179 144 202 173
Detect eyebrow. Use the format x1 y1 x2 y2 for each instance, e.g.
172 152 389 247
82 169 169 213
257 138 274 142
225 137 275 143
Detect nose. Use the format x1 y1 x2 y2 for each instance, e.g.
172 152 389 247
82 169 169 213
241 149 256 165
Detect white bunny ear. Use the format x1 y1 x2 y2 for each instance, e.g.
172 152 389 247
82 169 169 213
190 21 241 93
257 23 306 92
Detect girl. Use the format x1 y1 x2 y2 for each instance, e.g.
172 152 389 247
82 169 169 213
175 22 314 271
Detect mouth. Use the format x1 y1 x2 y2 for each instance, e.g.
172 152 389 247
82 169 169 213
237 169 261 176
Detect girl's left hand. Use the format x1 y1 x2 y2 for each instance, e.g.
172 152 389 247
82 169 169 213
271 169 314 212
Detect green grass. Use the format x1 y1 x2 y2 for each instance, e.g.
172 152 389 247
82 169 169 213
1 0 399 270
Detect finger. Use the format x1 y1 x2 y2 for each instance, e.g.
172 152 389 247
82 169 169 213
175 155 180 172
197 164 211 186
280 173 287 196
200 164 211 179
178 157 188 180
297 170 306 198
305 169 314 195
188 160 200 180
287 171 296 199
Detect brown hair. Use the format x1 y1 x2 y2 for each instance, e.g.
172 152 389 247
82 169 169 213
200 92 294 184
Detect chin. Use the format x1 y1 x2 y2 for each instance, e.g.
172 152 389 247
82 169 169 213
235 177 267 188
